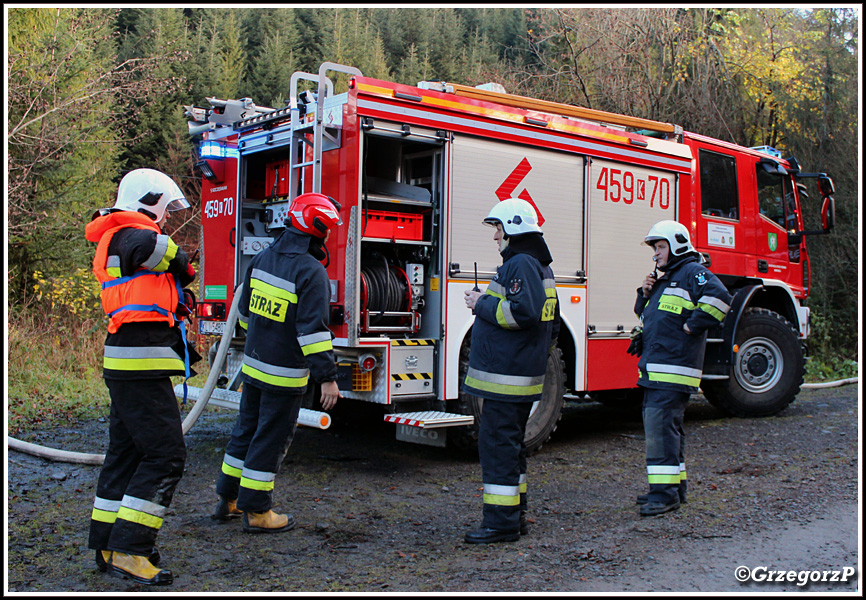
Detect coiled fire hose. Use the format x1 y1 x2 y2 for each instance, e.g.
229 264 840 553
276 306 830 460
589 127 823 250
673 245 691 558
8 282 331 465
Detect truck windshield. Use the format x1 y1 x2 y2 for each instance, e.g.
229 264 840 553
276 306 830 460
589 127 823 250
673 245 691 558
756 166 795 231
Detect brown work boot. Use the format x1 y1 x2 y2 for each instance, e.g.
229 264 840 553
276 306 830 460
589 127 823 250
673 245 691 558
211 496 242 521
96 547 160 572
104 551 173 585
242 510 296 534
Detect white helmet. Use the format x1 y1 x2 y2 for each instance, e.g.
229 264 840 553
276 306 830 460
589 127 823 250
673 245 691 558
644 220 694 256
114 168 190 221
483 198 543 236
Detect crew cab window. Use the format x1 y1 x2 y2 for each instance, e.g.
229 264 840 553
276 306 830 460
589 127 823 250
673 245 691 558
756 164 797 231
699 150 739 220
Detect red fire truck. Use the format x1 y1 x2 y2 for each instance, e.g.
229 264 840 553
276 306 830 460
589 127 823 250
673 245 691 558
183 62 835 451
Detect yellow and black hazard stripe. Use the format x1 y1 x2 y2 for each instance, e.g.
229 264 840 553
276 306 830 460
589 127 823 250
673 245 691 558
391 372 433 381
391 339 435 346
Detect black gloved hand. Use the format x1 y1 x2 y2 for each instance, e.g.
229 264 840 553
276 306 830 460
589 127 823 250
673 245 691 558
627 326 643 357
177 288 196 318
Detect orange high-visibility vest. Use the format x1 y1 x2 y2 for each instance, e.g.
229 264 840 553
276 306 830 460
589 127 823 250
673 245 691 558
86 211 180 334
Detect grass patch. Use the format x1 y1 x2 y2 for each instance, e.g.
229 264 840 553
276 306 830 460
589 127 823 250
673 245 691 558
7 306 212 436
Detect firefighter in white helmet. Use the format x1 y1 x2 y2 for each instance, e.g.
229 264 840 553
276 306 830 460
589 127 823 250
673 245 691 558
84 168 199 585
462 198 560 543
213 192 342 533
630 220 732 516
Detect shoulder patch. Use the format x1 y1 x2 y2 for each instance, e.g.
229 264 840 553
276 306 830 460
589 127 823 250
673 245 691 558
509 278 523 294
695 271 708 286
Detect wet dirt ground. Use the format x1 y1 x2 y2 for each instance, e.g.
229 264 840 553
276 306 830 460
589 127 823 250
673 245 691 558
6 385 860 594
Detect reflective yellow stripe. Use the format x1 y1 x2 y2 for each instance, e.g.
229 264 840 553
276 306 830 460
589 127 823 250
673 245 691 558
698 302 727 321
250 278 298 304
153 238 178 272
648 473 682 484
91 508 117 524
680 469 688 482
464 375 543 397
647 371 701 387
301 340 333 356
241 477 275 492
116 506 163 530
242 363 308 388
103 356 185 371
483 493 521 506
222 462 242 478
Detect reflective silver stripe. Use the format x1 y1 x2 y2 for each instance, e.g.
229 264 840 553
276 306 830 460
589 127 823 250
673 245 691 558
645 363 703 379
223 454 244 470
142 234 170 270
250 268 296 294
680 462 687 471
484 483 519 496
243 355 309 379
238 314 249 326
663 287 692 301
499 300 519 328
465 367 545 388
518 473 527 484
298 332 332 346
697 295 731 314
93 496 121 512
106 255 121 270
543 278 556 291
103 346 182 360
647 465 681 475
241 467 276 483
487 280 506 297
121 494 167 518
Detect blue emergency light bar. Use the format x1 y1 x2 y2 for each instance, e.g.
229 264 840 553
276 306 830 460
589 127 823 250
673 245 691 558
200 141 239 160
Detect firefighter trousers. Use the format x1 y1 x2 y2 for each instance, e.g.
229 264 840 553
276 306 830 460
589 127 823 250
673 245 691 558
478 399 532 531
216 382 306 513
642 387 688 505
88 378 186 556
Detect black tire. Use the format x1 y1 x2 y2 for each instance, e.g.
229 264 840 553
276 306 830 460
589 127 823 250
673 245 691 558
448 337 566 454
702 308 804 417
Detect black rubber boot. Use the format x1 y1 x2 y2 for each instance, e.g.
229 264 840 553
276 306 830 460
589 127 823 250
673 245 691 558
639 498 681 517
464 527 521 544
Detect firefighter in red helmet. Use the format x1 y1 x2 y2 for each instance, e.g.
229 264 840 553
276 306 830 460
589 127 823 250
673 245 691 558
85 168 200 585
213 192 342 532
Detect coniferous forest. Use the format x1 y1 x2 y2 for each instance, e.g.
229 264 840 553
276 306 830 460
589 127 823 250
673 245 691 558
7 7 860 375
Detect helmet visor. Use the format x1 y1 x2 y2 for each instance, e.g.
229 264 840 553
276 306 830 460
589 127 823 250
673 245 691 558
166 197 191 212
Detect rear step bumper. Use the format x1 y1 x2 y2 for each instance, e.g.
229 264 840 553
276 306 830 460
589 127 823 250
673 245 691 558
384 411 474 429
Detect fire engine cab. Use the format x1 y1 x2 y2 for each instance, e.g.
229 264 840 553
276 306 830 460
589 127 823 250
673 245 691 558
183 62 835 451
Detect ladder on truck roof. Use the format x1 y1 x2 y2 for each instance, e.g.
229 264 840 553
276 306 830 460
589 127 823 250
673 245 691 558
442 81 683 138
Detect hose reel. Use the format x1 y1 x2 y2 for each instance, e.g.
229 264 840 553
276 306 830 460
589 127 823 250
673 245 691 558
360 254 418 332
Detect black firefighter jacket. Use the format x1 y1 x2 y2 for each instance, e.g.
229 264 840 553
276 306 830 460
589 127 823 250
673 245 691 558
635 254 732 393
462 234 560 403
237 227 337 393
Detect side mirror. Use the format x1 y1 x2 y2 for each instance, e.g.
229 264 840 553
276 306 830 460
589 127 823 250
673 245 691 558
821 196 836 231
818 176 835 197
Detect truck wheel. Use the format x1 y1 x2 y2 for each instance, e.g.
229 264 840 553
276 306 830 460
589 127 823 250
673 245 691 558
449 338 565 454
702 308 804 417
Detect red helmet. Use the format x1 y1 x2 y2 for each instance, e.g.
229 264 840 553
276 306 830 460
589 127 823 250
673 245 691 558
288 193 342 238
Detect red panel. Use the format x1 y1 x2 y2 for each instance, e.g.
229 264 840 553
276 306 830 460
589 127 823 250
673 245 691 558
585 338 640 391
200 154 239 309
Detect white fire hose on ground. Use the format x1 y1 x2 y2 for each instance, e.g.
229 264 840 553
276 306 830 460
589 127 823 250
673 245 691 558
7 282 332 465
